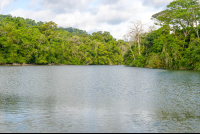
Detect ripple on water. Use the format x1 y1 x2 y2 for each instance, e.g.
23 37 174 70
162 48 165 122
0 66 200 133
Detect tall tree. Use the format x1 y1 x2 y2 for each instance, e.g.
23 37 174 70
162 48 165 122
129 20 145 56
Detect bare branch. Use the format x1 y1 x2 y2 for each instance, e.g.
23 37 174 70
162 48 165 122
129 19 145 55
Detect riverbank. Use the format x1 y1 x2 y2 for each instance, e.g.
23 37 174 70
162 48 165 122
0 63 57 66
0 63 199 71
0 63 122 66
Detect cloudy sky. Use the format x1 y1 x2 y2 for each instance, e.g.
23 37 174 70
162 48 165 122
0 0 173 39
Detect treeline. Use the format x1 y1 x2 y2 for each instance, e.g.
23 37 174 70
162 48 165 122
0 14 88 36
0 14 129 65
56 27 88 36
0 0 200 70
124 0 200 70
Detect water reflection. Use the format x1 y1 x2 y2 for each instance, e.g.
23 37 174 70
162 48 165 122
0 66 199 132
152 70 200 133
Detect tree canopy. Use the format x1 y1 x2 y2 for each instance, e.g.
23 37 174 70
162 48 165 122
0 14 128 65
124 0 200 70
1 0 200 70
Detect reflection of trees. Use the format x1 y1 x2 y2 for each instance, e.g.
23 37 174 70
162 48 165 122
156 110 200 121
0 93 58 132
0 95 21 107
155 110 200 133
152 70 200 132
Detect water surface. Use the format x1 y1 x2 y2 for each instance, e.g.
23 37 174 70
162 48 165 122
0 65 199 133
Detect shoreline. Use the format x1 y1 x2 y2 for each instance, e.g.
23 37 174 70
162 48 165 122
0 63 199 71
0 63 58 66
0 63 122 66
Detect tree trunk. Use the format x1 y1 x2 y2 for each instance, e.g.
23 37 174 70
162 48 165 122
138 35 141 55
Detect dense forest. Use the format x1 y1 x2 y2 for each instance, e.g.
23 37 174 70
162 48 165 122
124 0 200 70
0 14 128 65
0 0 200 70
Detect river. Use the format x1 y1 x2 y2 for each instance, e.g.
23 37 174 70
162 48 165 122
0 65 199 132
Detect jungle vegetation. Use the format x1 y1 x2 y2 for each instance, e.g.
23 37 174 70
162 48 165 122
124 0 200 70
0 14 128 65
0 0 200 70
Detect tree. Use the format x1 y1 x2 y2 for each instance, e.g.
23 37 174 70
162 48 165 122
129 20 145 56
152 0 200 39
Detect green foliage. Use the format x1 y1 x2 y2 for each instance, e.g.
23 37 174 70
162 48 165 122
124 0 200 70
1 0 200 72
56 27 88 36
131 55 146 67
0 15 129 65
146 53 163 68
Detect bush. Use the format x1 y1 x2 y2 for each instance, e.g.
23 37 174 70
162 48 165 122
194 62 200 70
146 53 163 68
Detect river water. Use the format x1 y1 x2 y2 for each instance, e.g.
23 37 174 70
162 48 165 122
0 65 199 133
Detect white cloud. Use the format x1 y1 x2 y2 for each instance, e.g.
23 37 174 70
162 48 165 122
29 0 95 13
0 0 14 13
142 0 174 9
9 0 172 40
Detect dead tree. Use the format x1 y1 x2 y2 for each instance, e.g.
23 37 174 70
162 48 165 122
129 20 145 56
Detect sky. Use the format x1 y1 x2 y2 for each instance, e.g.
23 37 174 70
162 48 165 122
0 0 173 40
